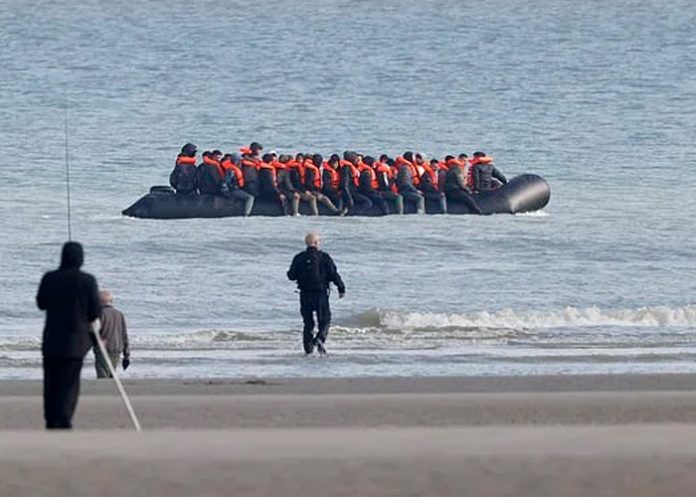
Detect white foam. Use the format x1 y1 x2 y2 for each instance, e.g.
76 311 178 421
373 305 696 331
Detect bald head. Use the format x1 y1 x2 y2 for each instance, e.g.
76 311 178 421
99 290 113 306
305 232 320 248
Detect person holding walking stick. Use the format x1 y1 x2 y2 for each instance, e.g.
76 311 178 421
37 241 101 430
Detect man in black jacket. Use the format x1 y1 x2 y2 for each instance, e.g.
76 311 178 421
36 242 101 429
287 232 345 355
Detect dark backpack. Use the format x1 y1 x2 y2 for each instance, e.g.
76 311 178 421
297 250 325 290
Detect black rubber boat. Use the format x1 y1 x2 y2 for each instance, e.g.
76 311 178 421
122 174 550 219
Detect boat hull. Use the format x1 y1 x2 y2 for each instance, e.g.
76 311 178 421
122 174 550 218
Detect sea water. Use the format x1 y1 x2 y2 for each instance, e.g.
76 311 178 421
0 0 695 379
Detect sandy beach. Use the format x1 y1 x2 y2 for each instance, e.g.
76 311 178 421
2 374 696 496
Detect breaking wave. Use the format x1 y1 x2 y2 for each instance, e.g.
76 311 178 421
1 305 693 353
346 305 696 331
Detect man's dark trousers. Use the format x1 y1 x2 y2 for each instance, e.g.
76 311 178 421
300 289 331 353
43 357 83 429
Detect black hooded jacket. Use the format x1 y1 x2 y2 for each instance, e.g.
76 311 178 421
473 163 508 192
37 242 101 358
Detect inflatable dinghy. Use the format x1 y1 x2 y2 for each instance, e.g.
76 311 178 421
122 174 550 219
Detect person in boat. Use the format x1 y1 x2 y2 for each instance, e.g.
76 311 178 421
444 158 485 214
257 153 291 214
287 232 345 355
221 153 255 216
249 142 263 159
322 155 347 212
169 143 199 195
341 152 372 215
373 157 404 214
418 157 447 214
471 151 508 192
394 152 425 214
304 154 344 215
357 156 390 215
284 154 322 216
278 154 315 216
197 150 226 195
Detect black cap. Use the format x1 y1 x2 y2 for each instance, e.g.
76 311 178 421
250 142 263 152
60 241 84 269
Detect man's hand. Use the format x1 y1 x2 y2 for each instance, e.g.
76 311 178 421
122 357 130 371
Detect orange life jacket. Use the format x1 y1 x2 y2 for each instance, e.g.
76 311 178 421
470 155 493 166
257 161 277 184
324 164 340 190
394 156 420 186
374 161 395 191
220 159 245 188
303 162 322 189
239 146 253 155
361 166 378 190
241 157 260 169
286 160 305 184
203 155 225 180
422 163 437 188
340 160 360 186
176 156 197 166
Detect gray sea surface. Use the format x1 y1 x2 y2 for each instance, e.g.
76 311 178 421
0 0 695 379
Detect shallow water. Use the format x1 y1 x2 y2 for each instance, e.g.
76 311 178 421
0 0 695 379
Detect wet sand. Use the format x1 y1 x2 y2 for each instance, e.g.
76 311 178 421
2 374 696 496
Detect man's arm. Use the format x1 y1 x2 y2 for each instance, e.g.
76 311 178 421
492 166 508 185
287 254 299 281
340 167 354 206
324 253 345 295
36 274 48 310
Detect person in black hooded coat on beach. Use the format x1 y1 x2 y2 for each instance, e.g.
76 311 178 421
37 241 101 429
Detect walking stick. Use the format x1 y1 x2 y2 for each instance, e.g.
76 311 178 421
92 328 142 431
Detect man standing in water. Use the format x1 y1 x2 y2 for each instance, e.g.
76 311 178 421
287 232 345 355
36 242 101 429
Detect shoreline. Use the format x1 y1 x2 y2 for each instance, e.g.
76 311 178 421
3 372 696 396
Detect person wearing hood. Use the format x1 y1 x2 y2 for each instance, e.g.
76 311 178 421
221 153 255 216
169 142 199 195
36 242 101 429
